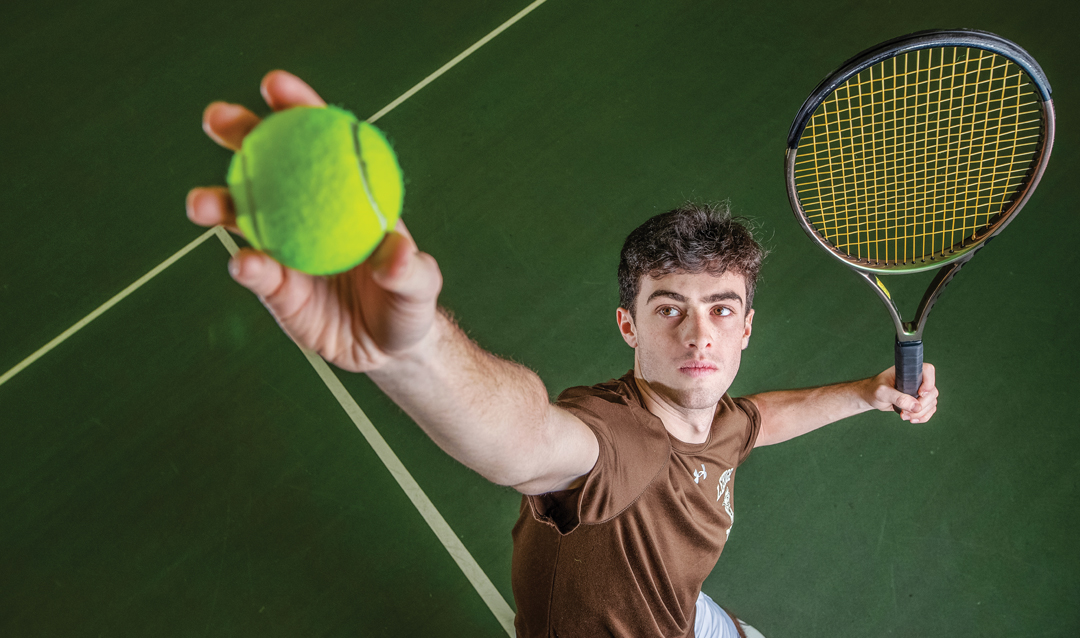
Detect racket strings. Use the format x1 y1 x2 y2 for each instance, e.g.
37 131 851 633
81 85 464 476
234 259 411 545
794 46 1044 265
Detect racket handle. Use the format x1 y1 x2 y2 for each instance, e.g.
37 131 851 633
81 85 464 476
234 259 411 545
894 339 923 398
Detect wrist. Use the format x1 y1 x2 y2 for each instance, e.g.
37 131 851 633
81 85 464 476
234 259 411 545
857 374 890 412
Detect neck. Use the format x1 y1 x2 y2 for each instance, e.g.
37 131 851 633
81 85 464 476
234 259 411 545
632 374 715 444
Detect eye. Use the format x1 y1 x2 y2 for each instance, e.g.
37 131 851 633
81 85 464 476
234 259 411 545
658 306 681 317
712 306 733 317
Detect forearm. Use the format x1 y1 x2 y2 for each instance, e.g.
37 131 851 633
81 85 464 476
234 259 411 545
746 378 876 447
367 309 581 488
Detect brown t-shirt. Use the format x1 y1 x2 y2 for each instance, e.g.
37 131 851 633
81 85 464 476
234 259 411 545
511 371 760 638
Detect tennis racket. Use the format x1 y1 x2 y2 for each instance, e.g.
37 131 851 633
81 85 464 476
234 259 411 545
785 29 1055 400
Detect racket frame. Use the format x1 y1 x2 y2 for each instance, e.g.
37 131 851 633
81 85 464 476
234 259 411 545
784 29 1056 396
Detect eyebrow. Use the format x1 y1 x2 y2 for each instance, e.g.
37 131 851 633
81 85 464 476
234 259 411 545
646 289 744 306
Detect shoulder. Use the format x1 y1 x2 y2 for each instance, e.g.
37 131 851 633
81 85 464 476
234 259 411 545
545 372 670 527
555 371 660 438
729 395 761 427
556 373 634 405
715 395 761 465
555 371 670 480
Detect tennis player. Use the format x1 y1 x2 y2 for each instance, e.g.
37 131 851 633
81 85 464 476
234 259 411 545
187 71 938 638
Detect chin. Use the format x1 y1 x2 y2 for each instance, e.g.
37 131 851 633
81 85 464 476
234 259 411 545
670 386 728 410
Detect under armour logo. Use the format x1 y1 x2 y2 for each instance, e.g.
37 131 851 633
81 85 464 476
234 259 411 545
693 464 707 484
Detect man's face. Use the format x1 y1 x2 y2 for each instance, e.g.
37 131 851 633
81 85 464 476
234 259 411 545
617 270 754 411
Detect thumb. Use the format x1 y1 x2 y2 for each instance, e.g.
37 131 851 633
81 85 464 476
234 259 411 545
368 231 442 301
889 388 922 417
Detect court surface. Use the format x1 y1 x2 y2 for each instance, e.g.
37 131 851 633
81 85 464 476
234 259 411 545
3 0 1078 636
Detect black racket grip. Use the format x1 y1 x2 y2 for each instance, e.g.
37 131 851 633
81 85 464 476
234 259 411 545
894 339 923 399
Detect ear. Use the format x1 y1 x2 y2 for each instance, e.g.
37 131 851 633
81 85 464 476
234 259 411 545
741 308 754 350
616 307 638 348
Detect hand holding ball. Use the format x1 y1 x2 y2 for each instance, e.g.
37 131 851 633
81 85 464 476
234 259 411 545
227 106 404 275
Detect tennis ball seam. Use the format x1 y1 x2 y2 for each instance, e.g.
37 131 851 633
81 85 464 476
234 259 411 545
352 121 388 233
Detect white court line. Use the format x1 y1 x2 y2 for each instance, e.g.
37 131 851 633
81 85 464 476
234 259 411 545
0 227 219 388
303 352 517 636
215 225 517 635
368 0 550 122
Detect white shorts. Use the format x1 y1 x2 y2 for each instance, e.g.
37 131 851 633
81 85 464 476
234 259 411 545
694 591 741 638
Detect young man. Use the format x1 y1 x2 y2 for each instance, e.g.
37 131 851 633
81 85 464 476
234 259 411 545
187 71 938 638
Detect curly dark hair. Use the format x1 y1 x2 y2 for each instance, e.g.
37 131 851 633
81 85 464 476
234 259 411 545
618 202 765 317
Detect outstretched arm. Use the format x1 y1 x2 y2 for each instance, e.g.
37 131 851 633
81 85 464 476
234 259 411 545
368 310 598 494
187 71 597 494
748 363 938 447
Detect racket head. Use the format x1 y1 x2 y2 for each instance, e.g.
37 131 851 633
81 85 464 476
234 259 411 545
785 29 1055 274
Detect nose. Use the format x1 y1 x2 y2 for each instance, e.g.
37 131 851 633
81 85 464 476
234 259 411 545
683 310 713 350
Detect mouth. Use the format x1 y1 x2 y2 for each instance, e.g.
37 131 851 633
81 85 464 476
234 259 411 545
678 360 718 378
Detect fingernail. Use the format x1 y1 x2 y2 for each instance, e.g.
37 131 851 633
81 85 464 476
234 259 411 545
185 189 201 220
202 103 227 134
228 257 242 280
204 101 241 121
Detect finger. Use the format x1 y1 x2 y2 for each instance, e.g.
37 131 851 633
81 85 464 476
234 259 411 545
229 249 317 322
368 231 442 300
909 402 937 423
203 102 261 151
186 187 238 231
910 390 938 423
393 218 416 242
918 362 937 397
889 389 922 420
905 363 938 422
260 70 327 111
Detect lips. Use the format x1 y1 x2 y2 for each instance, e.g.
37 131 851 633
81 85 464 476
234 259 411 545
679 360 718 378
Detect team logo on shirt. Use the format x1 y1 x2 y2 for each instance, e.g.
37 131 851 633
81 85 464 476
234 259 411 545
717 468 734 537
692 464 736 537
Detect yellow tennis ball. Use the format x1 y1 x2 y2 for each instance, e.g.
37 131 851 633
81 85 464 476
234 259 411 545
227 105 404 275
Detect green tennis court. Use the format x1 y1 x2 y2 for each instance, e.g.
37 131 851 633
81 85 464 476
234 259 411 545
3 0 1077 635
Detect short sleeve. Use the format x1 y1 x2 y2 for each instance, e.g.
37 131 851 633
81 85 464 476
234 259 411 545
731 396 761 466
526 376 670 534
